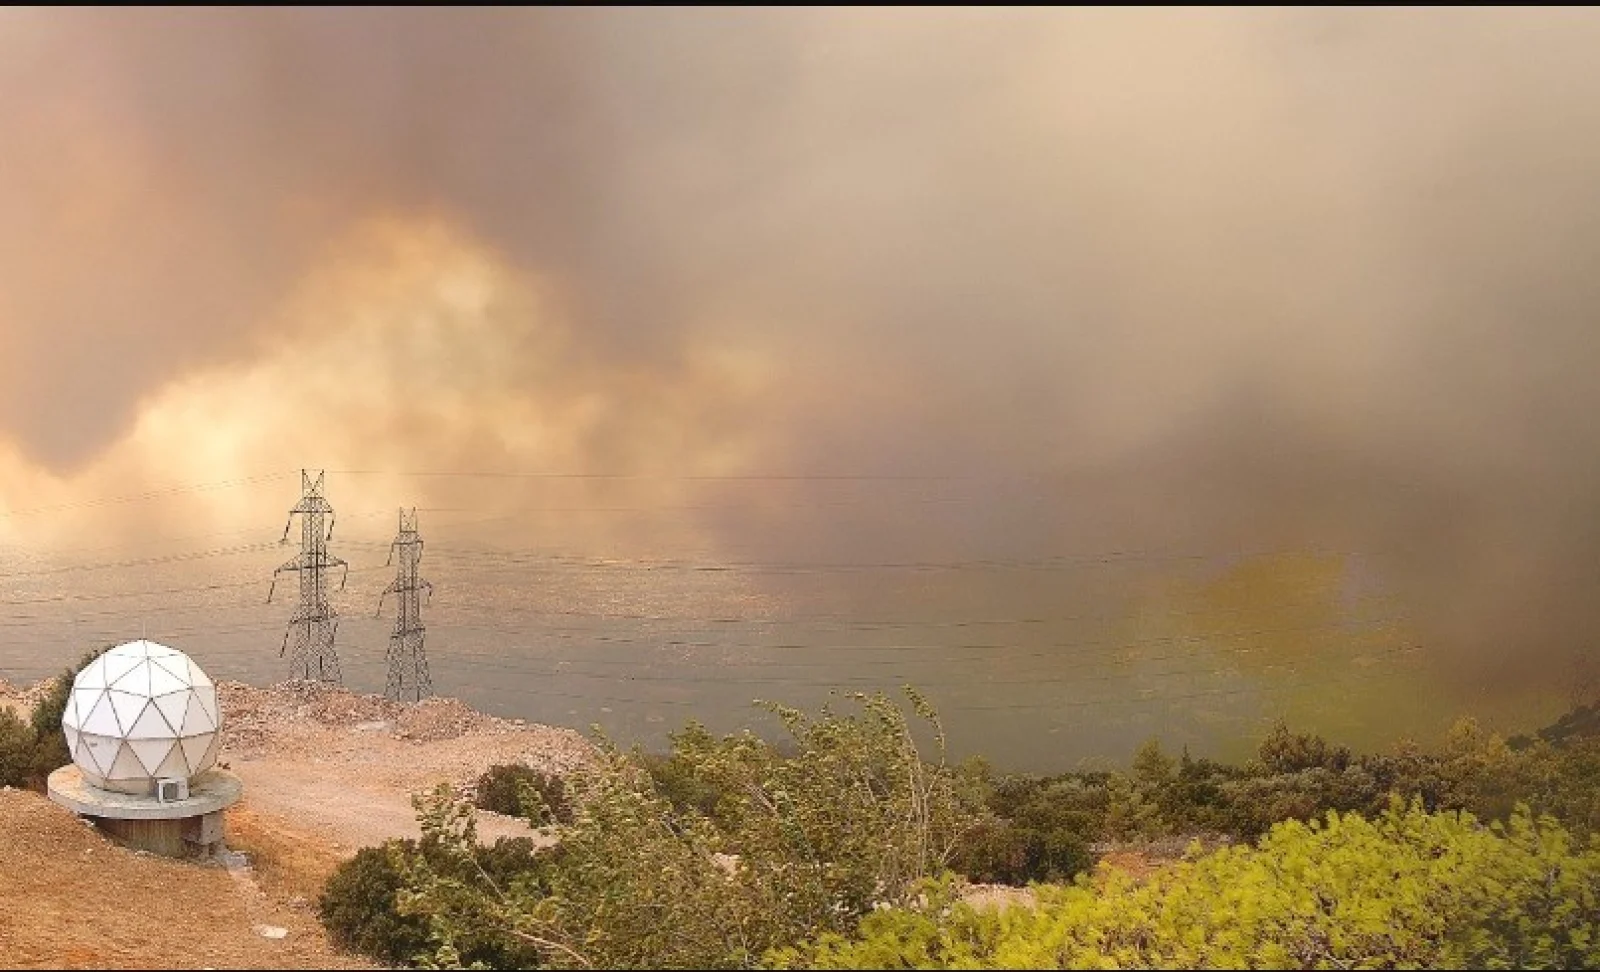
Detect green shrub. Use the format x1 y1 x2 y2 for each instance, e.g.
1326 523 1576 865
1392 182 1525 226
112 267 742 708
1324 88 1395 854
774 802 1600 969
339 696 1600 969
318 834 550 969
640 732 736 822
319 841 434 967
6 648 110 790
400 688 984 969
951 818 1032 884
0 708 35 788
29 653 88 740
952 772 1102 885
1256 721 1352 774
1528 737 1600 836
474 763 573 825
950 817 1093 886
474 834 547 880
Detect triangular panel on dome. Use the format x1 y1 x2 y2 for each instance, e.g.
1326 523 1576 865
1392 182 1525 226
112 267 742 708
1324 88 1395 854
198 732 222 773
149 654 191 685
80 693 122 737
180 692 216 736
73 734 91 768
153 691 190 734
100 650 141 687
79 734 116 777
152 741 188 778
112 661 152 698
143 641 180 659
128 701 178 739
192 684 219 727
180 733 213 774
74 658 107 691
63 725 79 755
61 691 79 731
104 741 145 781
146 659 188 697
129 737 174 776
72 688 102 728
185 658 214 689
106 689 147 736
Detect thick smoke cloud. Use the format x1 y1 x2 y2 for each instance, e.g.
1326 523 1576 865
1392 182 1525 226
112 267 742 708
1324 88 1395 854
3 8 1600 695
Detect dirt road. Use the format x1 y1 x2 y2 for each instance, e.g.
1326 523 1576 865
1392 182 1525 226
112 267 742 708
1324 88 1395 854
228 754 537 851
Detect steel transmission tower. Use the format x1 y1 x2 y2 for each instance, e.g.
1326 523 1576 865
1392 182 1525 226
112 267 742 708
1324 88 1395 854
377 507 434 702
268 469 348 683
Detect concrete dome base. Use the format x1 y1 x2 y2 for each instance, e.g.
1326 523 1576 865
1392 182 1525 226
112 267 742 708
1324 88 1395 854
47 765 242 859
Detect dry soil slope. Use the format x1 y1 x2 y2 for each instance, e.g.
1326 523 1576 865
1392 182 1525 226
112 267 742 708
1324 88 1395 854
0 787 373 970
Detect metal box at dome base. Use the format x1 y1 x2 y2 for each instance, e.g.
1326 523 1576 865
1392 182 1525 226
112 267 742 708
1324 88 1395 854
157 777 189 802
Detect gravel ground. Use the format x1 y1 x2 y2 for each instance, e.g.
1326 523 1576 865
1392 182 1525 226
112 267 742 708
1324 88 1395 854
215 679 594 853
0 677 55 719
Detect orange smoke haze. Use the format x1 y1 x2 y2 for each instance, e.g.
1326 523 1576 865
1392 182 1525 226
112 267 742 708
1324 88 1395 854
3 8 1600 698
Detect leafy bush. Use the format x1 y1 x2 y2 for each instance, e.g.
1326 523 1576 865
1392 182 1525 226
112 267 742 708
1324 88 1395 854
640 737 735 822
952 770 1103 885
0 708 35 788
774 802 1600 970
0 647 105 790
28 656 81 740
964 715 1600 856
474 763 573 825
1255 721 1352 774
396 688 984 969
328 695 1600 968
950 817 1093 886
1524 737 1600 836
319 841 435 967
319 833 549 968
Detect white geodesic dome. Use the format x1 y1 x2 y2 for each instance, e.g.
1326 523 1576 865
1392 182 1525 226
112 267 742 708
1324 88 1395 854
60 640 222 795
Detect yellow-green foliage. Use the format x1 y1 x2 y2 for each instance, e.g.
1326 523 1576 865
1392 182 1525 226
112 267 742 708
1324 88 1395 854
773 802 1600 970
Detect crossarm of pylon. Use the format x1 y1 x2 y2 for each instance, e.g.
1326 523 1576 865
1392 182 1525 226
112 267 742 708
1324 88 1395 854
279 511 297 544
265 563 297 604
376 578 398 618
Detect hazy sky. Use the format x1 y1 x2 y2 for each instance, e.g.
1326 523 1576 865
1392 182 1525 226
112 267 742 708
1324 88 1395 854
2 8 1599 699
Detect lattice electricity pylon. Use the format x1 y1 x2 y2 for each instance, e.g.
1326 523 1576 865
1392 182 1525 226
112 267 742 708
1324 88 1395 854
376 507 434 702
267 469 348 683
